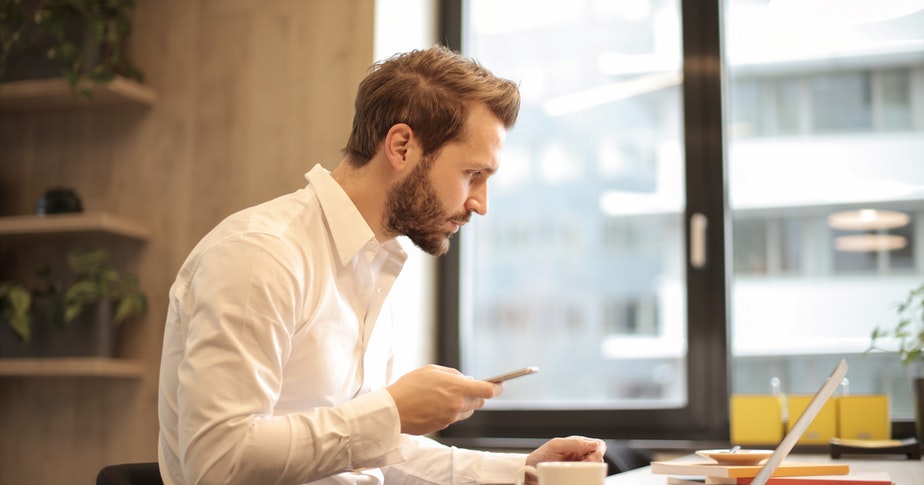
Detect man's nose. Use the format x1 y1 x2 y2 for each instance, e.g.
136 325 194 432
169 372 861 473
465 185 488 216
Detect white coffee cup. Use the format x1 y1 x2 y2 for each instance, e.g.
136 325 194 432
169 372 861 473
514 461 607 485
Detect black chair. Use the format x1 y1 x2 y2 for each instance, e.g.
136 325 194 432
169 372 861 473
96 462 164 485
603 440 656 475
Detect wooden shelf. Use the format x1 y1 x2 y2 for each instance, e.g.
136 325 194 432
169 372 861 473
0 211 151 241
0 357 144 378
0 76 157 111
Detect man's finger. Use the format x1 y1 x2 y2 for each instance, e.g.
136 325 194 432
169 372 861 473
467 380 499 398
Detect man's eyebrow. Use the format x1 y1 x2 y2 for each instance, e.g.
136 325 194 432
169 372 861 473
475 158 499 175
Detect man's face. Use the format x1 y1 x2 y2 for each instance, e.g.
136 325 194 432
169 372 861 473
385 104 506 256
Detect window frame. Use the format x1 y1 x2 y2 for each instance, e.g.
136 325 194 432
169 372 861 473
436 0 732 441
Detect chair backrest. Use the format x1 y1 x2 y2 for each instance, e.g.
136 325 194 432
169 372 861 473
96 462 164 485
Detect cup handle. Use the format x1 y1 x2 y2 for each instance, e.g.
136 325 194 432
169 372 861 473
514 465 538 485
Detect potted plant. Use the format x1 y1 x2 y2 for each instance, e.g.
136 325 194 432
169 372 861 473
867 283 924 442
0 246 147 358
0 0 144 95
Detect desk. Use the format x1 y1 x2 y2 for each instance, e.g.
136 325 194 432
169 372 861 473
604 455 923 485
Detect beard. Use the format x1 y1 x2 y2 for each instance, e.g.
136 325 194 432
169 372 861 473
384 157 471 256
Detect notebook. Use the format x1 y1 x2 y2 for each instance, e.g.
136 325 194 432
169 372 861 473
651 359 851 484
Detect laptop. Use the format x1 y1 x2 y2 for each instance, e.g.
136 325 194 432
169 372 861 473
747 358 849 485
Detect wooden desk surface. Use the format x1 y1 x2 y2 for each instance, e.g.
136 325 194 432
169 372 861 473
604 455 924 485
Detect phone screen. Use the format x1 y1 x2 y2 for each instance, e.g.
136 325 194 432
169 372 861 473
483 366 539 383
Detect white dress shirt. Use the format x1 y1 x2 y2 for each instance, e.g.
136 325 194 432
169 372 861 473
158 164 526 485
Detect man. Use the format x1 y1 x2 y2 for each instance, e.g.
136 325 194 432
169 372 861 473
158 45 605 485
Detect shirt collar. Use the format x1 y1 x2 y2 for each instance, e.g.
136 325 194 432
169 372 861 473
305 164 406 267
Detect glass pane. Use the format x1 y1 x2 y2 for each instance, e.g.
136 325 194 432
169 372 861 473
811 72 873 133
460 0 686 409
724 1 924 419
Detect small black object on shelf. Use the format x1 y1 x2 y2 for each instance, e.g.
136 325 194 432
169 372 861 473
830 437 921 460
36 187 83 215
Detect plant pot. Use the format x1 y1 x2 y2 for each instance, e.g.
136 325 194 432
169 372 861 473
0 298 115 358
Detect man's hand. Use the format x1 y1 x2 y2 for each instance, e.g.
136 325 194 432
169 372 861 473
522 436 607 485
386 364 501 435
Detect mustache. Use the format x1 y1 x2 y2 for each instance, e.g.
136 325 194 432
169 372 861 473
452 211 473 225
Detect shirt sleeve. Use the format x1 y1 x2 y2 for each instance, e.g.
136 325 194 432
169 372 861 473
382 435 528 485
175 234 403 485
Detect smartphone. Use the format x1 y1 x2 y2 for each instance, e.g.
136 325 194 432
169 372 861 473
483 366 539 383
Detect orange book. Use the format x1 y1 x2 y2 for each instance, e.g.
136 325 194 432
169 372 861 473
666 472 892 485
650 460 850 479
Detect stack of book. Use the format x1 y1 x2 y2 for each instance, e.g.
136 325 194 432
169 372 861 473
650 459 893 484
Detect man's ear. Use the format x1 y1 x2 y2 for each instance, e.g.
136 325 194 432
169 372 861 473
384 123 414 171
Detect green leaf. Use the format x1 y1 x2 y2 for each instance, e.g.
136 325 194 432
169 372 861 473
64 280 101 304
61 303 83 327
68 247 107 274
114 293 146 325
0 283 32 342
5 285 30 313
8 312 30 341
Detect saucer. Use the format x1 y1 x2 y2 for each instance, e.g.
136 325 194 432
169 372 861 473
695 449 774 465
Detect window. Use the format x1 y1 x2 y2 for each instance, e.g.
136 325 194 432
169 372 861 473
725 0 924 420
439 0 923 441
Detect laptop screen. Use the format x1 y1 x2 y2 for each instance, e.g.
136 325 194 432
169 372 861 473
749 359 849 485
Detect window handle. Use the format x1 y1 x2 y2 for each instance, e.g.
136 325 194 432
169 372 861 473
690 213 708 269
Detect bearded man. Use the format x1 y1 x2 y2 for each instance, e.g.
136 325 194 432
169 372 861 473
157 45 605 485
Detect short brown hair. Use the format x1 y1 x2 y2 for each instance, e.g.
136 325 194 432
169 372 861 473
343 45 520 165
